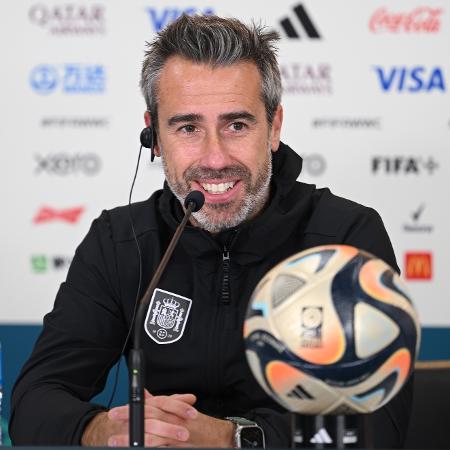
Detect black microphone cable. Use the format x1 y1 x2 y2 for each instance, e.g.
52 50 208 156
87 141 145 409
106 142 145 409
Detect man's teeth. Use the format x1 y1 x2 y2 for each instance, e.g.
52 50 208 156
201 181 235 194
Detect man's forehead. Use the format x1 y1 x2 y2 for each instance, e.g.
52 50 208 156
156 57 264 119
157 56 262 96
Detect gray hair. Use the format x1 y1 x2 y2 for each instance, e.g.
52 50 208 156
140 14 282 129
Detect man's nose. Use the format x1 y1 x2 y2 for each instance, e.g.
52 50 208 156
198 133 232 170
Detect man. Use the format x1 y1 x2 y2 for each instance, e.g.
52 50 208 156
10 14 412 447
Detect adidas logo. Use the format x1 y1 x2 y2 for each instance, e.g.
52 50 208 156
287 384 313 400
310 427 333 444
280 4 321 39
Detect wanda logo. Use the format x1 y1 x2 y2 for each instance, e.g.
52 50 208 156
369 7 443 33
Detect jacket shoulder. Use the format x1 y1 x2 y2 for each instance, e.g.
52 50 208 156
95 191 163 243
303 187 398 271
305 188 376 237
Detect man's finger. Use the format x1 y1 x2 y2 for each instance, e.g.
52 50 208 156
148 395 198 420
108 393 197 421
146 391 196 404
107 434 173 447
145 418 190 443
145 404 186 426
108 405 129 421
170 393 197 405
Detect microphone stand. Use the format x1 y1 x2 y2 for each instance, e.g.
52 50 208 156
129 192 204 446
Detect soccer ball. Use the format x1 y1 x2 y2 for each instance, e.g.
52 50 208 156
244 245 420 415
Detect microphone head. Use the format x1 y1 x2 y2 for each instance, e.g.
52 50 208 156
184 190 205 212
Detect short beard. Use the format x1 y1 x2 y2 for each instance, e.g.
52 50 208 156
162 146 272 233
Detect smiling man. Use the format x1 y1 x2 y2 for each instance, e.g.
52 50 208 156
143 35 283 235
10 14 412 448
153 59 278 233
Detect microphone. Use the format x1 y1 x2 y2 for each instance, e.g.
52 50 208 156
184 190 205 212
129 190 205 446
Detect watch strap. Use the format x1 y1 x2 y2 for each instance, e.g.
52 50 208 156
225 416 265 448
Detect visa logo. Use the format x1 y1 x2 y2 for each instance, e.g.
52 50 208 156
146 7 214 32
374 66 445 92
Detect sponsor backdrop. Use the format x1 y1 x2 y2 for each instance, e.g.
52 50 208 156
0 0 449 442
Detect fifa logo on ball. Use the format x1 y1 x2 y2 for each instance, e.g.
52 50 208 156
300 306 323 347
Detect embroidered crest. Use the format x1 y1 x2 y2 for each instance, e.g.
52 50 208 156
144 288 192 344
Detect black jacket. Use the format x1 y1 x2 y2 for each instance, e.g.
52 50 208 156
10 142 412 446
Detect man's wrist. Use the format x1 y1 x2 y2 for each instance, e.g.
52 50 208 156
81 411 109 446
219 418 236 448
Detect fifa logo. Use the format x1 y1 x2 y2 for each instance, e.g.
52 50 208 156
145 289 192 344
300 306 323 347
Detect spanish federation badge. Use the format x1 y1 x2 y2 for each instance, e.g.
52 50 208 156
144 288 192 344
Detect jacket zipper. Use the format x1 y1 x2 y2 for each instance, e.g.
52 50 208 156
221 245 231 305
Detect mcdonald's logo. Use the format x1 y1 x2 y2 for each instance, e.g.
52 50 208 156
405 252 432 280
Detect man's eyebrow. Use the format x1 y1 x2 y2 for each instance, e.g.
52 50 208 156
167 113 203 127
219 111 257 123
167 111 257 127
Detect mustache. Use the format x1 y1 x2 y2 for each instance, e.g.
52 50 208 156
183 165 251 181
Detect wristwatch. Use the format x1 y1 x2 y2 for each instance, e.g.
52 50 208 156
225 416 265 448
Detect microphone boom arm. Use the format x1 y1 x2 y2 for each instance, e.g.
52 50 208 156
129 192 204 446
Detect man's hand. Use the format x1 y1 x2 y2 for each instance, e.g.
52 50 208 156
82 390 235 447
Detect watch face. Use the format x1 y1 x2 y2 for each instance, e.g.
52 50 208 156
240 427 265 448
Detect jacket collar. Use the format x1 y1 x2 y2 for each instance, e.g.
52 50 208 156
159 142 315 263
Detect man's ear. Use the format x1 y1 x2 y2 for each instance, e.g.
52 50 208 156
144 110 151 127
270 105 283 152
143 111 161 157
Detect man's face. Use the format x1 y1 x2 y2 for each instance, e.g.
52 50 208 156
152 56 282 233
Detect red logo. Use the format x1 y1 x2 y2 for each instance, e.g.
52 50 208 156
405 252 433 280
33 206 84 224
369 7 443 33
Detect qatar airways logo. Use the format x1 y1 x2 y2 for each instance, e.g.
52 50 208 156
281 63 332 95
369 7 443 33
28 4 105 35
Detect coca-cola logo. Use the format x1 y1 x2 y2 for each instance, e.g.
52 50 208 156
369 7 443 33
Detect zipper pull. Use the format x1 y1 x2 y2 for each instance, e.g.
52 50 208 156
222 245 231 305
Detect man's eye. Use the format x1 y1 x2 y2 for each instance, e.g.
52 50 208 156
180 124 197 133
230 122 246 131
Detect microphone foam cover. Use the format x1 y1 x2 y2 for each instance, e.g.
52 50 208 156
184 191 205 212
